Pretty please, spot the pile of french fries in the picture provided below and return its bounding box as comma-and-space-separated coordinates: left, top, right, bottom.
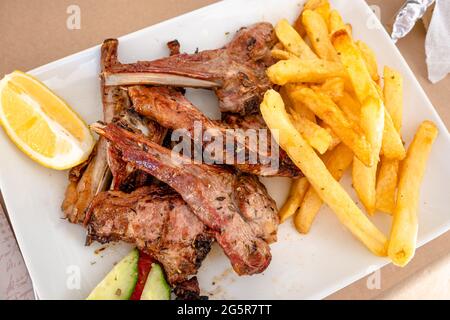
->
261, 0, 439, 267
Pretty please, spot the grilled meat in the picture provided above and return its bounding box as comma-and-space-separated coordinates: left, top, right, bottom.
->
173, 277, 206, 300
86, 185, 213, 285
222, 112, 300, 179
65, 24, 282, 296
102, 39, 168, 192
91, 122, 278, 275
107, 92, 167, 192
101, 23, 276, 114
101, 39, 131, 124
62, 40, 169, 221
128, 86, 301, 177
167, 40, 181, 56
221, 112, 268, 130
62, 39, 123, 223
107, 144, 152, 193
62, 139, 112, 224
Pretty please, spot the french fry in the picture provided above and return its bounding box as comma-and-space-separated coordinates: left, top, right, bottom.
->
279, 177, 310, 223
275, 19, 318, 60
321, 122, 342, 150
375, 82, 384, 102
374, 73, 404, 158
283, 87, 331, 154
376, 67, 404, 213
352, 157, 377, 215
266, 58, 347, 85
294, 0, 331, 36
295, 186, 323, 234
313, 1, 331, 26
282, 87, 353, 148
289, 87, 373, 166
274, 42, 284, 49
302, 10, 339, 62
304, 0, 331, 19
345, 23, 353, 35
328, 9, 351, 36
375, 156, 399, 214
356, 40, 380, 83
312, 77, 345, 102
351, 69, 403, 212
280, 85, 316, 122
295, 143, 353, 233
332, 28, 384, 160
293, 15, 307, 38
271, 48, 299, 61
359, 63, 404, 159
336, 91, 361, 126
381, 110, 406, 160
383, 67, 403, 132
335, 91, 402, 163
352, 42, 383, 211
260, 90, 388, 256
388, 121, 438, 267
360, 62, 404, 160
290, 111, 333, 154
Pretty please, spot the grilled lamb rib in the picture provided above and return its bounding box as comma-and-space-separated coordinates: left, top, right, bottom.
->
128, 86, 301, 177
62, 40, 169, 222
62, 138, 112, 224
107, 95, 167, 192
62, 39, 123, 223
101, 22, 276, 114
222, 112, 300, 177
91, 122, 278, 275
86, 185, 213, 285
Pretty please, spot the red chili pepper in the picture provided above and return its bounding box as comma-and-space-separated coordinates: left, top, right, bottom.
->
130, 251, 154, 300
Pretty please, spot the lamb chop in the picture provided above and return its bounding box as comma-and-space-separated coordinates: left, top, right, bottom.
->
107, 99, 167, 192
62, 39, 168, 222
91, 122, 278, 275
62, 138, 111, 224
221, 112, 299, 175
101, 38, 166, 192
128, 85, 301, 177
101, 22, 277, 115
221, 112, 267, 130
62, 39, 123, 223
85, 185, 213, 285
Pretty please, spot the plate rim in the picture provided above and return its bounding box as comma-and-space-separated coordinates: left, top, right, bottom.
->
2, 0, 450, 300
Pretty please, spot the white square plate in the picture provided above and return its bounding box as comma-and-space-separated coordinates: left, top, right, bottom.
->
1, 0, 449, 300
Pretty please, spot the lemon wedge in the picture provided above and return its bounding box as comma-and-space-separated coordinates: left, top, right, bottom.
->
0, 71, 95, 170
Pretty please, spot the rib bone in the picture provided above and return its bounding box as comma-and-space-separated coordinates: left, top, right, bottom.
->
102, 23, 277, 114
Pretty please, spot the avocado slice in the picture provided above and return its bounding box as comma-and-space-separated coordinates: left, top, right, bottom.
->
87, 249, 139, 300
140, 263, 171, 300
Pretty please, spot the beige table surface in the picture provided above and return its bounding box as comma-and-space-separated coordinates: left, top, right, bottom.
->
0, 0, 449, 299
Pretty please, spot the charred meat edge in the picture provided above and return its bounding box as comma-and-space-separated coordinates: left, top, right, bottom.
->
128, 86, 301, 178
91, 122, 278, 275
101, 23, 277, 115
85, 185, 213, 286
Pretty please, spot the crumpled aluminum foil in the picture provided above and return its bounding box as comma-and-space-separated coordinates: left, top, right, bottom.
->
391, 0, 435, 42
